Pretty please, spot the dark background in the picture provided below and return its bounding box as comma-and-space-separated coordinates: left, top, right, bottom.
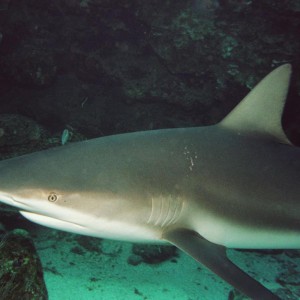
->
0, 0, 299, 156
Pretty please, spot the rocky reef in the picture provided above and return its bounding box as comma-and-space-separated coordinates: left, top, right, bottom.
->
0, 0, 299, 144
0, 229, 48, 300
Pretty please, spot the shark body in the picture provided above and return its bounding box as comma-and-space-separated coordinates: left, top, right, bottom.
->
0, 64, 299, 299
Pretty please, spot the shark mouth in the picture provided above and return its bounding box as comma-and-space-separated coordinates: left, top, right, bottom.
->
19, 210, 88, 234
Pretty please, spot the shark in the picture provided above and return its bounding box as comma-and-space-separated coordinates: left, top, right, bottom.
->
0, 64, 299, 299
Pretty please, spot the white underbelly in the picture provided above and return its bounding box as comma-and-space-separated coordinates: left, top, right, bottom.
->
20, 210, 163, 243
192, 213, 300, 249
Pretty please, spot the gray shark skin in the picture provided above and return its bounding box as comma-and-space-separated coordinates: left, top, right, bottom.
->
0, 64, 299, 299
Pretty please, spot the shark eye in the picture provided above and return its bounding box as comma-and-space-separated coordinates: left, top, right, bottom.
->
48, 192, 58, 202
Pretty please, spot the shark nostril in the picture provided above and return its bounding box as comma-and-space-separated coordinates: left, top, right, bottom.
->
48, 192, 58, 202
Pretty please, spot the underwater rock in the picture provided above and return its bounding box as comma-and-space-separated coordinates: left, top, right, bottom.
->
272, 288, 299, 300
4, 46, 57, 87
284, 250, 300, 259
276, 270, 300, 299
228, 288, 294, 300
0, 114, 42, 147
75, 235, 102, 253
129, 244, 177, 265
0, 229, 48, 300
127, 254, 143, 266
0, 0, 299, 137
228, 289, 248, 300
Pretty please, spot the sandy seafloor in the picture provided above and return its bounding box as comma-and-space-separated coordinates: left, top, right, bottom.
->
32, 227, 300, 300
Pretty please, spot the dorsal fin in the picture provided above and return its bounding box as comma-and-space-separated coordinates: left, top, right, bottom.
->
220, 64, 292, 144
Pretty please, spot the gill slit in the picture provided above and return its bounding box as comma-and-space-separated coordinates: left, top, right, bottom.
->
147, 196, 184, 228
154, 197, 163, 226
147, 197, 155, 224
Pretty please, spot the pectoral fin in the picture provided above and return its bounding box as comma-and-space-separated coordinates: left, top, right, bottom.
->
162, 228, 280, 300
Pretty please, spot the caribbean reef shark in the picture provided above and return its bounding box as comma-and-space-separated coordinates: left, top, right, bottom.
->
0, 64, 299, 299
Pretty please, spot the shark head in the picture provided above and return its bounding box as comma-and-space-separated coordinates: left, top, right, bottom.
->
0, 146, 162, 242
0, 154, 95, 234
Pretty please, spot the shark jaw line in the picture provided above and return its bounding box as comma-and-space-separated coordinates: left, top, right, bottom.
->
19, 210, 93, 235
